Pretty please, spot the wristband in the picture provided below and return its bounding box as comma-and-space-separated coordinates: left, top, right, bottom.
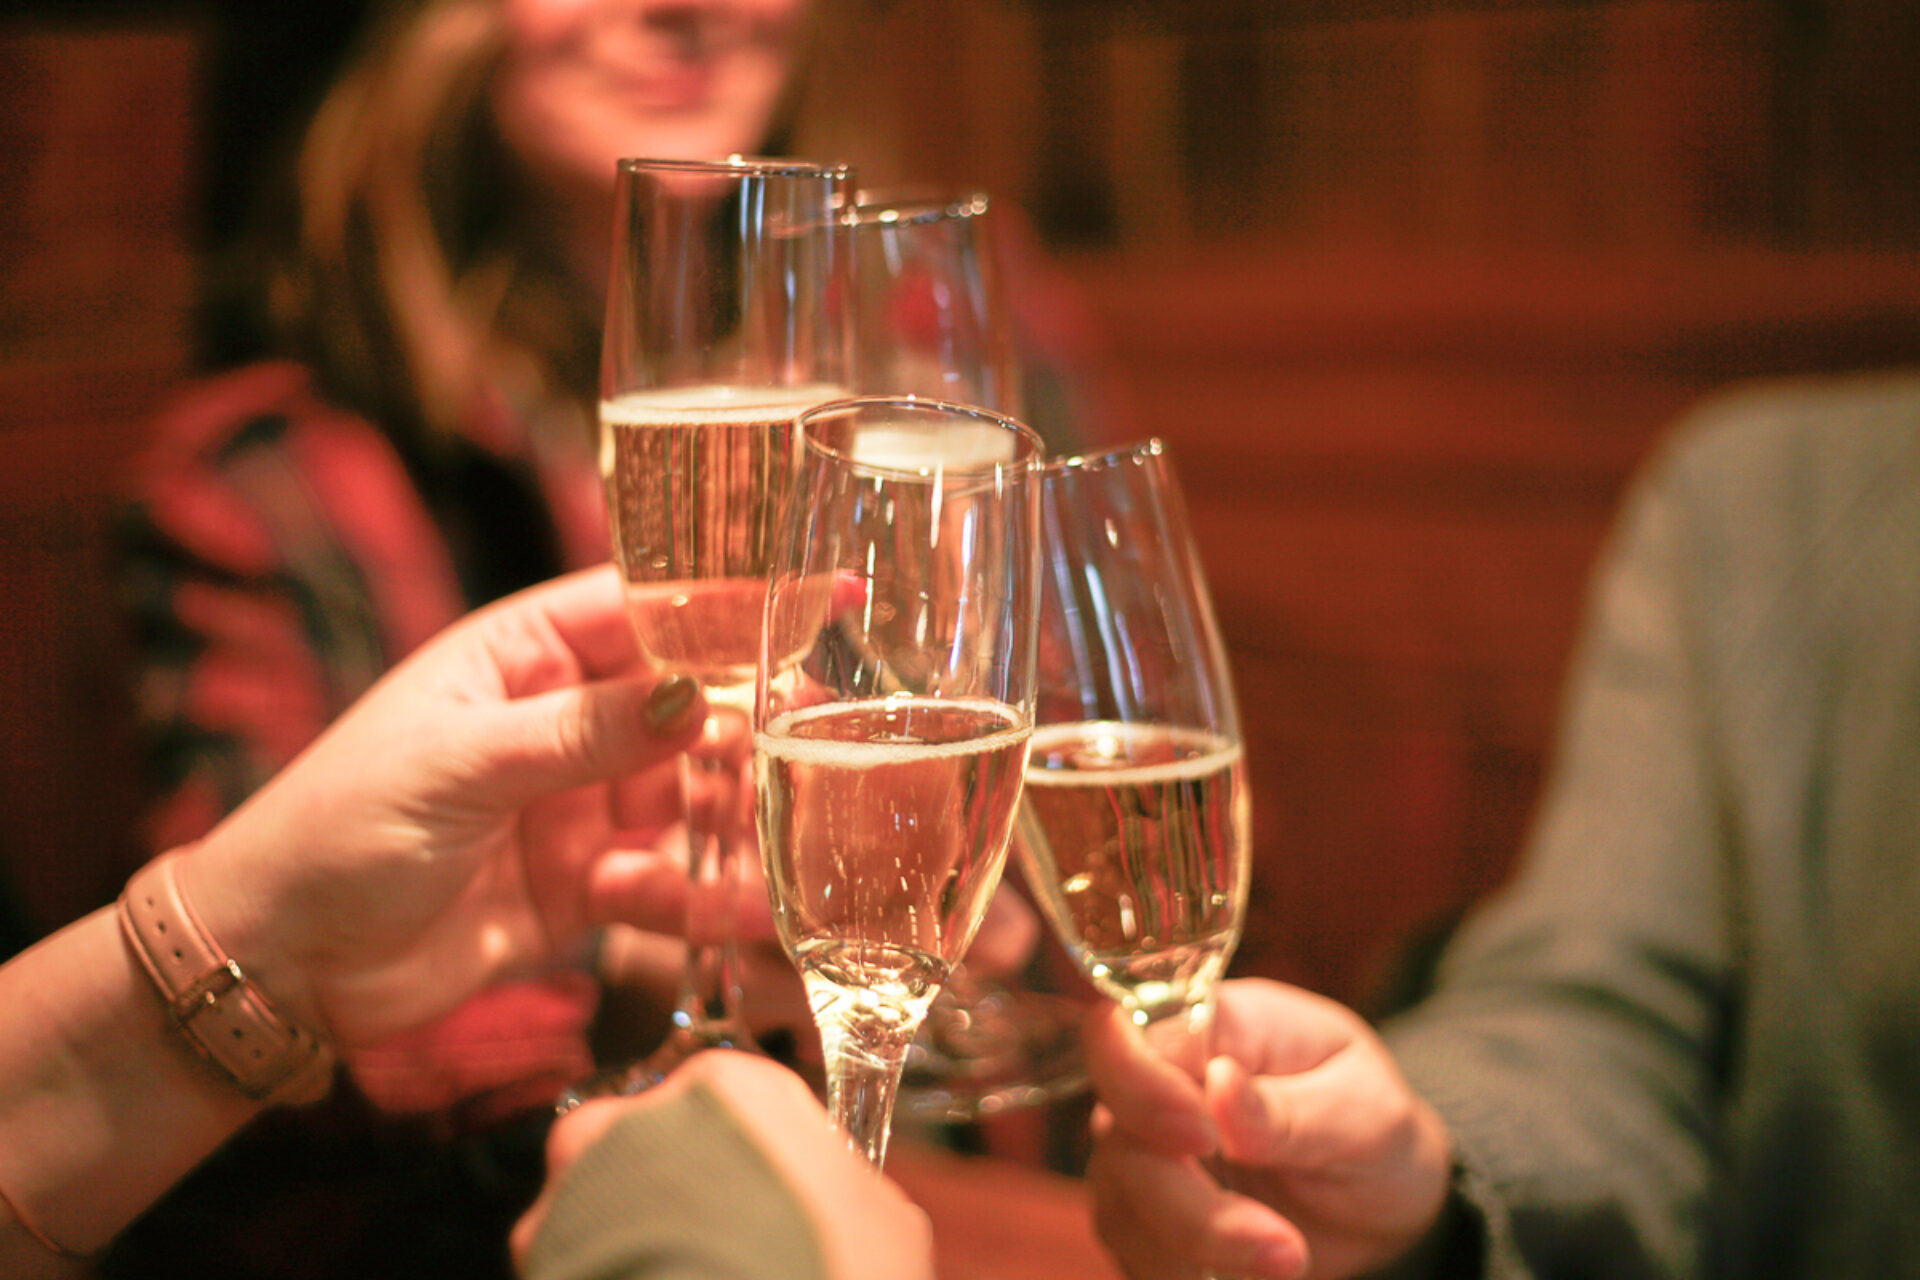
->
118, 855, 336, 1106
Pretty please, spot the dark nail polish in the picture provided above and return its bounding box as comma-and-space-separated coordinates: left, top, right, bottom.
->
644, 675, 700, 732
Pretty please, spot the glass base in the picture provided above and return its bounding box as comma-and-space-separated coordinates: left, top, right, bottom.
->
895, 988, 1089, 1124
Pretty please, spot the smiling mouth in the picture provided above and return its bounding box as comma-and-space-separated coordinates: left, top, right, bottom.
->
603, 61, 721, 111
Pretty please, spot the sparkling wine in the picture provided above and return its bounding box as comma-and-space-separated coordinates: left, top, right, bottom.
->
756, 696, 1032, 1009
1013, 721, 1250, 1017
601, 384, 845, 692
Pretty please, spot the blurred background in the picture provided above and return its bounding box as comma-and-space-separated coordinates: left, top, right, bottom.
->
6, 0, 1920, 1014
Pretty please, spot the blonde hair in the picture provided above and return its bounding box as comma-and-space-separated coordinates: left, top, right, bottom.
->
231, 0, 597, 451
213, 0, 832, 451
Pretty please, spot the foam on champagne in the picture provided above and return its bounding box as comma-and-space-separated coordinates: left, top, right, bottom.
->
599, 383, 846, 686
600, 382, 848, 428
1024, 722, 1243, 786
759, 696, 1031, 764
847, 421, 1022, 472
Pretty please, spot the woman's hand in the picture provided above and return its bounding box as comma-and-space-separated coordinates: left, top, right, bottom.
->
1083, 978, 1454, 1280
181, 565, 707, 1048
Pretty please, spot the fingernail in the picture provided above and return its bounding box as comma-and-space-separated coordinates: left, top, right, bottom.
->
643, 675, 701, 733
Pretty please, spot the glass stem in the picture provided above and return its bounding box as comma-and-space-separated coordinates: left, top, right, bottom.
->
821, 1017, 921, 1168
672, 720, 753, 1048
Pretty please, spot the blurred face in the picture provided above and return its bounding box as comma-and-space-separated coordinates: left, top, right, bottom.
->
494, 0, 808, 198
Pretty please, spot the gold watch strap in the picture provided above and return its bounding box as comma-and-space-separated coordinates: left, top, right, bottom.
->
118, 854, 336, 1105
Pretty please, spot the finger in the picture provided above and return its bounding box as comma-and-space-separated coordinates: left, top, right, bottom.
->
508, 565, 644, 685
686, 703, 754, 773
1087, 1129, 1307, 1280
456, 566, 642, 700
585, 847, 778, 941
474, 674, 706, 808
730, 870, 777, 940
1203, 1192, 1310, 1280
609, 758, 684, 831
584, 849, 695, 935
1082, 1003, 1216, 1156
595, 925, 686, 996
1209, 1042, 1425, 1174
1210, 1055, 1291, 1169
1210, 978, 1365, 1077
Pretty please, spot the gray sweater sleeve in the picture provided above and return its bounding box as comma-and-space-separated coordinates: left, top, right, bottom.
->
1383, 374, 1920, 1279
1383, 409, 1741, 1280
522, 1082, 829, 1280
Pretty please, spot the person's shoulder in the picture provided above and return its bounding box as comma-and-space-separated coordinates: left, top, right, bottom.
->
1634, 369, 1920, 627
1654, 367, 1920, 503
1635, 364, 1920, 537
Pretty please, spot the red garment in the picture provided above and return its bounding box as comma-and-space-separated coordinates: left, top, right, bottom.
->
123, 359, 610, 1121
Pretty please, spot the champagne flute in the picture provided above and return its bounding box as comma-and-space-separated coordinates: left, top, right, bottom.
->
564, 155, 854, 1107
851, 186, 1087, 1122
755, 396, 1045, 1167
852, 188, 1020, 414
1014, 439, 1251, 1083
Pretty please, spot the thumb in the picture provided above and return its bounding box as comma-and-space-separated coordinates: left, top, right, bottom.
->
1208, 1046, 1391, 1171
480, 674, 706, 806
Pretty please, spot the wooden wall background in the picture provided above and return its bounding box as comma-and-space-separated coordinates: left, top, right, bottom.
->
6, 0, 1920, 1012
796, 0, 1920, 1009
1, 14, 205, 933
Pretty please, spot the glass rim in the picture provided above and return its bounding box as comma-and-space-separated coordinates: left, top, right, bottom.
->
1044, 437, 1169, 475
796, 395, 1045, 474
614, 154, 853, 180
851, 188, 991, 227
